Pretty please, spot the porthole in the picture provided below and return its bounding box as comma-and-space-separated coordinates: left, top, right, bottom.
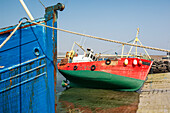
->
33, 47, 40, 56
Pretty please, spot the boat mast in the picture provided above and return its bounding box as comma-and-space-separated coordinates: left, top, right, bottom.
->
127, 28, 151, 59
135, 28, 139, 56
19, 0, 34, 21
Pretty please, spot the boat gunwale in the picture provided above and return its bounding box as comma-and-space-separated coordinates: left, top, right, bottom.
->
0, 18, 45, 35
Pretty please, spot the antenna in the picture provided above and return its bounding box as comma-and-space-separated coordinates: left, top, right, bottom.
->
19, 0, 34, 21
38, 0, 46, 9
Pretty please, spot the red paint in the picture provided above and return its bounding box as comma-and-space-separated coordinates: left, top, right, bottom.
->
58, 58, 153, 81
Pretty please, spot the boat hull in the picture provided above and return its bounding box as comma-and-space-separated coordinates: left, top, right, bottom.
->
0, 4, 63, 113
59, 70, 145, 91
58, 58, 153, 91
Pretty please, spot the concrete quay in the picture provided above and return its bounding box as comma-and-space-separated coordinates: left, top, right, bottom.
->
137, 73, 170, 113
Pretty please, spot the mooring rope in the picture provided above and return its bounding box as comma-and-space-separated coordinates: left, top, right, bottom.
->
0, 21, 22, 49
101, 38, 135, 54
27, 20, 170, 53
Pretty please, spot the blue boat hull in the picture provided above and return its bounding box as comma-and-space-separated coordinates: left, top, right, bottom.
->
0, 3, 63, 113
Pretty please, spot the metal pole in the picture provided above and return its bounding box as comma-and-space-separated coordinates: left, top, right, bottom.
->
135, 41, 137, 56
128, 40, 135, 56
138, 40, 151, 59
121, 44, 124, 58
135, 28, 139, 56
19, 0, 34, 21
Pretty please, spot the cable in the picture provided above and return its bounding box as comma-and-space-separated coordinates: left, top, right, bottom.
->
27, 20, 170, 53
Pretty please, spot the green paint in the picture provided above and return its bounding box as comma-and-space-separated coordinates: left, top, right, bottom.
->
59, 70, 145, 91
142, 61, 150, 66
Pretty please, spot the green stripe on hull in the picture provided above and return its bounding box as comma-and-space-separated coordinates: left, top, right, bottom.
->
59, 70, 145, 91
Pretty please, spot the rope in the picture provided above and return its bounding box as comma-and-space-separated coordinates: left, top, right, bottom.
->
0, 21, 22, 48
27, 20, 170, 53
101, 38, 135, 54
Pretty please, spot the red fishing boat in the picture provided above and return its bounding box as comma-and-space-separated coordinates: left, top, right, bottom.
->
58, 34, 153, 91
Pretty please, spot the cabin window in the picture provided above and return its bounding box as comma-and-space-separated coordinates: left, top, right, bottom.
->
92, 56, 95, 60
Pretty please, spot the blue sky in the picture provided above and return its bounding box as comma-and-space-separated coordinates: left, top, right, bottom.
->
0, 0, 170, 55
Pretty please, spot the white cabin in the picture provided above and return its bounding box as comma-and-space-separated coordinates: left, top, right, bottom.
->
72, 48, 97, 63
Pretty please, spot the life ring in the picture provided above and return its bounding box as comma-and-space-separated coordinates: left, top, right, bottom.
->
91, 65, 96, 71
73, 66, 78, 70
105, 59, 111, 65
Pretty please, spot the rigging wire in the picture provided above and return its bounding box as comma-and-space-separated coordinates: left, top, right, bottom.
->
38, 0, 46, 9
